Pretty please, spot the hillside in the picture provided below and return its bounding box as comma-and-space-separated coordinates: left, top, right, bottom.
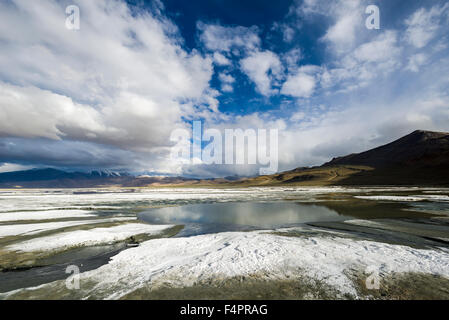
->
234, 130, 449, 187
325, 130, 449, 168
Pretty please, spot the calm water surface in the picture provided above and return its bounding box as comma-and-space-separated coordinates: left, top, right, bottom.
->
139, 202, 350, 236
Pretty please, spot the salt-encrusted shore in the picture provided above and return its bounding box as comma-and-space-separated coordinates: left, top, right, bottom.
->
0, 209, 96, 222
1, 187, 448, 299
6, 223, 173, 253
355, 195, 449, 202
4, 226, 448, 300
0, 217, 136, 238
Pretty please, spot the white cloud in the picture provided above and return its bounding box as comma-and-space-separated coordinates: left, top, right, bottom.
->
282, 26, 295, 42
0, 82, 107, 140
198, 23, 260, 53
321, 31, 402, 91
405, 4, 449, 48
240, 51, 282, 96
219, 73, 235, 93
281, 71, 316, 98
291, 111, 306, 122
323, 12, 361, 49
283, 48, 302, 70
353, 31, 400, 63
219, 73, 235, 84
406, 53, 428, 72
213, 52, 232, 66
272, 22, 296, 43
288, 0, 403, 93
298, 0, 332, 15
0, 0, 215, 172
1, 0, 449, 178
299, 0, 363, 52
221, 84, 234, 93
276, 93, 449, 172
0, 163, 33, 173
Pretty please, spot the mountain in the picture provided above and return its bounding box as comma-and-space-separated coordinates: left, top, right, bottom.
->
0, 168, 232, 188
0, 168, 128, 188
324, 130, 449, 168
233, 130, 449, 186
0, 168, 123, 183
1, 130, 448, 188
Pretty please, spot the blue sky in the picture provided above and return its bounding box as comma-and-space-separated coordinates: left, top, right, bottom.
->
0, 0, 448, 177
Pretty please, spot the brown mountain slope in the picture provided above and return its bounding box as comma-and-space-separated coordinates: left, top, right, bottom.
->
325, 130, 449, 168
234, 130, 449, 187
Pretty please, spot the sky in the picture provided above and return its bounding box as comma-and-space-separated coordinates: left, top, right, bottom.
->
0, 0, 448, 177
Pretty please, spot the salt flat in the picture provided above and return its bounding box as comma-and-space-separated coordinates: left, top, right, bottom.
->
0, 209, 96, 222
0, 187, 448, 299
0, 217, 136, 238
355, 195, 449, 202
2, 226, 448, 300
6, 223, 173, 253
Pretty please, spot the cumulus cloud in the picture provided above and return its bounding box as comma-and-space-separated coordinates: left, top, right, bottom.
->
198, 21, 285, 98
213, 52, 232, 66
295, 0, 364, 52
218, 73, 236, 93
281, 67, 317, 98
240, 51, 283, 96
0, 0, 215, 172
283, 48, 302, 70
323, 10, 362, 50
317, 30, 402, 92
255, 1, 449, 174
209, 2, 449, 176
0, 82, 105, 140
1, 0, 449, 178
198, 22, 260, 53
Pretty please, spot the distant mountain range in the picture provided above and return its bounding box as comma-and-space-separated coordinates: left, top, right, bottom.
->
1, 130, 448, 188
0, 167, 241, 188
0, 168, 123, 183
0, 168, 196, 188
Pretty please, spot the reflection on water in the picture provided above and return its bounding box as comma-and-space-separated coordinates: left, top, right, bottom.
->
139, 202, 349, 236
408, 202, 449, 215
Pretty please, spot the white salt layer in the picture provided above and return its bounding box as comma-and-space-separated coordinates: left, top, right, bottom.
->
6, 223, 173, 253
0, 217, 136, 238
67, 229, 449, 299
355, 195, 449, 202
0, 209, 96, 222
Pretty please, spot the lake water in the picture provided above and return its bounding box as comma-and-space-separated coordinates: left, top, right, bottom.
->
139, 202, 349, 236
